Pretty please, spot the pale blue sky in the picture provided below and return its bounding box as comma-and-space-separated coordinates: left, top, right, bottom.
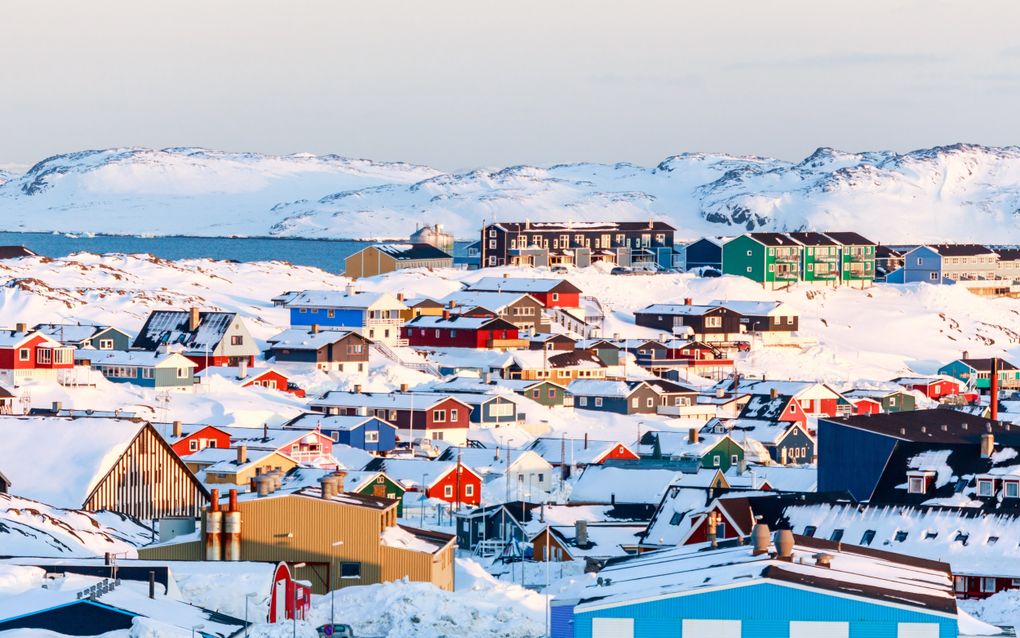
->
1, 0, 1018, 171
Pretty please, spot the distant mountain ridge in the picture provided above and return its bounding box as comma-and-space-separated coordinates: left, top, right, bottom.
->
1, 144, 1019, 242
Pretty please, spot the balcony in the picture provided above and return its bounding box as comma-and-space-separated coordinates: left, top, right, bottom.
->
773, 254, 801, 263
366, 317, 403, 327
774, 270, 800, 280
847, 253, 870, 262
812, 271, 839, 279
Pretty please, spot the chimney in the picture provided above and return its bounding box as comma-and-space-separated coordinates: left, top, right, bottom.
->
332, 468, 349, 492
52, 401, 62, 413
775, 529, 794, 560
238, 359, 248, 379
262, 422, 269, 442
318, 475, 337, 499
397, 292, 405, 302
311, 324, 319, 334
575, 520, 589, 547
689, 428, 700, 444
991, 358, 999, 421
449, 300, 457, 308
15, 322, 26, 333
715, 387, 725, 399
769, 388, 778, 400
981, 433, 995, 459
707, 511, 720, 549
172, 420, 182, 437
400, 383, 409, 392
583, 432, 589, 449
236, 445, 247, 465
684, 297, 692, 306
189, 307, 200, 332
345, 283, 355, 296
148, 571, 156, 599
962, 350, 969, 360
752, 521, 770, 556
442, 309, 451, 320
484, 372, 493, 384
228, 488, 238, 512
256, 475, 271, 497
814, 553, 833, 568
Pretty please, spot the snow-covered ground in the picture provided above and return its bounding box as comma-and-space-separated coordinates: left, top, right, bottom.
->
2, 144, 1020, 242
3, 253, 1020, 435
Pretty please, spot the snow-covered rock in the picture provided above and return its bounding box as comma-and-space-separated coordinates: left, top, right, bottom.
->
2, 144, 1020, 241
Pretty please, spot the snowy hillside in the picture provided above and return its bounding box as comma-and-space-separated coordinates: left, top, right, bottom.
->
2, 144, 1020, 242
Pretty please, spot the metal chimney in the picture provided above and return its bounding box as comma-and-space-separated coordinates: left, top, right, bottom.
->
575, 520, 589, 547
752, 521, 770, 556
189, 307, 201, 332
775, 529, 794, 560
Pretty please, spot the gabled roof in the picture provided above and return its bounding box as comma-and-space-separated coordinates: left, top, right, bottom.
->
369, 243, 451, 260
287, 290, 405, 310
526, 437, 635, 466
952, 357, 1019, 372
0, 330, 60, 349
0, 245, 36, 259
0, 416, 148, 508
706, 299, 789, 317
441, 291, 537, 313
741, 233, 803, 247
311, 390, 472, 412
635, 303, 720, 316
80, 350, 196, 368
739, 393, 796, 420
823, 232, 874, 245
568, 466, 688, 505
992, 248, 1020, 262
33, 323, 125, 346
282, 413, 397, 432
466, 277, 581, 295
920, 243, 997, 257
405, 314, 517, 331
196, 366, 287, 383
266, 327, 365, 350
362, 458, 483, 489
132, 310, 238, 353
787, 231, 837, 246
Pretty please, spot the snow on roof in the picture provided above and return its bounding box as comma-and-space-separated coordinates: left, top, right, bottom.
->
574, 533, 955, 613
541, 523, 646, 559
729, 418, 803, 446
80, 349, 195, 368
311, 390, 471, 411
0, 417, 146, 508
738, 394, 794, 420
907, 450, 955, 488
133, 310, 239, 354
526, 437, 632, 466
220, 426, 327, 451
0, 330, 57, 349
33, 323, 113, 345
363, 458, 475, 488
706, 299, 788, 316
783, 502, 1020, 578
380, 525, 453, 553
636, 303, 717, 316
568, 466, 686, 505
373, 243, 451, 260
421, 348, 516, 370
441, 291, 532, 312
436, 447, 549, 477
283, 413, 396, 431
406, 314, 509, 330
467, 276, 579, 294
726, 466, 817, 492
266, 327, 360, 349
639, 431, 729, 457
195, 366, 283, 382
566, 379, 635, 397
287, 289, 405, 310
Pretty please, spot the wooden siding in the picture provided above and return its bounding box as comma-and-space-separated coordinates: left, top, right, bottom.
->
84, 425, 208, 520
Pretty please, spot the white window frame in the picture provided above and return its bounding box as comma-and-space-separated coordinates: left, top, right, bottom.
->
18, 348, 30, 361
98, 339, 114, 350
365, 430, 380, 443
443, 485, 453, 498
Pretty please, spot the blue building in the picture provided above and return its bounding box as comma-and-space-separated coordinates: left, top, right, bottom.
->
285, 289, 407, 346
281, 413, 398, 453
889, 244, 998, 284
83, 350, 197, 389
554, 527, 958, 638
683, 237, 728, 272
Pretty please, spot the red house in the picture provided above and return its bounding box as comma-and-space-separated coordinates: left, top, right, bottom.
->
311, 388, 473, 445
850, 396, 883, 415
465, 277, 581, 309
401, 314, 522, 350
678, 497, 756, 546
197, 365, 305, 398
368, 458, 484, 507
893, 376, 963, 400
0, 325, 75, 386
163, 422, 232, 457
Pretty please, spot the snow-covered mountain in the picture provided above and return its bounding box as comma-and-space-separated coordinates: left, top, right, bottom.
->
2, 144, 1020, 242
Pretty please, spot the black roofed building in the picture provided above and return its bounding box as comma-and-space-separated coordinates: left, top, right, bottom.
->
0, 246, 36, 260
344, 243, 453, 279
480, 220, 676, 269
131, 307, 259, 371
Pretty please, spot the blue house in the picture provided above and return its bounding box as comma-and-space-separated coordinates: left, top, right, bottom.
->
683, 237, 728, 272
891, 244, 998, 285
554, 527, 958, 638
82, 350, 197, 389
285, 289, 407, 346
281, 412, 398, 453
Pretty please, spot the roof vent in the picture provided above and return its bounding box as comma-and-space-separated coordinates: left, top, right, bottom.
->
775, 529, 794, 561
813, 553, 833, 568
752, 520, 771, 556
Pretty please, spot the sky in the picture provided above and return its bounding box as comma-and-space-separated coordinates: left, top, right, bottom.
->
1, 1, 1018, 172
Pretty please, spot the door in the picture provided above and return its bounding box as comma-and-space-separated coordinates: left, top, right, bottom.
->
897, 624, 939, 638
272, 578, 287, 622
789, 621, 848, 638
592, 618, 633, 638
682, 619, 740, 638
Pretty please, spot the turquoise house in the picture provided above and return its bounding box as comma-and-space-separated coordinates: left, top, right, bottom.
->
937, 357, 1020, 393
85, 350, 197, 389
554, 530, 958, 638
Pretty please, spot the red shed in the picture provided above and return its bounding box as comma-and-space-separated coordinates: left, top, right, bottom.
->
426, 462, 483, 506
851, 397, 883, 415
465, 277, 582, 309
894, 376, 963, 400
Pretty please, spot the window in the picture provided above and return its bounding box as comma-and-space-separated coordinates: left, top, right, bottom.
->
829, 529, 844, 542
908, 476, 925, 494
929, 272, 938, 281
646, 397, 654, 408
177, 367, 187, 378
916, 257, 923, 265
895, 530, 908, 542
99, 339, 114, 350
444, 485, 453, 498
189, 440, 198, 451
747, 250, 753, 256
978, 479, 994, 497
705, 316, 722, 328
450, 409, 459, 421
465, 484, 474, 497
593, 619, 634, 638
669, 512, 684, 525
432, 409, 446, 422
142, 368, 154, 379
488, 239, 496, 249
730, 454, 738, 464
954, 576, 966, 592
988, 536, 999, 545
37, 349, 51, 364
981, 577, 996, 593
594, 397, 603, 407
954, 531, 969, 546
860, 530, 876, 545
331, 431, 340, 442
802, 525, 816, 537
299, 308, 307, 313
551, 293, 559, 302
18, 348, 29, 361
712, 454, 721, 467
1006, 481, 1019, 498
578, 396, 588, 407
365, 431, 379, 443
340, 562, 362, 580
548, 389, 556, 399
231, 335, 243, 346
746, 267, 752, 273
532, 389, 541, 399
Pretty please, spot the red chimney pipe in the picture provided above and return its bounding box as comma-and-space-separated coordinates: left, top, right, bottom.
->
209, 488, 220, 512
991, 358, 999, 421
228, 488, 238, 512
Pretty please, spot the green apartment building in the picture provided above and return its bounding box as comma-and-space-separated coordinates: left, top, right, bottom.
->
721, 232, 875, 288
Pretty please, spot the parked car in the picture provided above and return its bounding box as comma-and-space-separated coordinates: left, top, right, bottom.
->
317, 624, 355, 638
610, 267, 633, 275
550, 265, 569, 274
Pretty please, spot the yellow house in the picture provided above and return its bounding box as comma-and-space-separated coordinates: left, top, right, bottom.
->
345, 244, 453, 279
184, 447, 299, 486
139, 472, 455, 593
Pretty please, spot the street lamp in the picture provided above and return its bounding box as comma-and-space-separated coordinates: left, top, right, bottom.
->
291, 563, 306, 638
330, 541, 344, 628
243, 593, 255, 638
419, 474, 429, 527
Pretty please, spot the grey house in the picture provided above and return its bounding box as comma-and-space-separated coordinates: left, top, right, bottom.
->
34, 323, 132, 351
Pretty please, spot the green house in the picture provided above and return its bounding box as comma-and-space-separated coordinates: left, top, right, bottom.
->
514, 380, 572, 408
825, 232, 876, 287
722, 233, 804, 288
700, 435, 745, 472
788, 232, 843, 284
345, 471, 405, 516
